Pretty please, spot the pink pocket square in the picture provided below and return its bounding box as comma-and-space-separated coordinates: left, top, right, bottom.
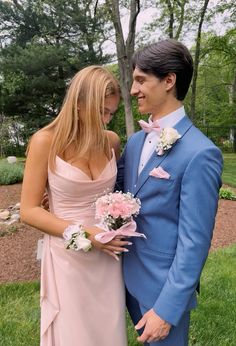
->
149, 166, 171, 179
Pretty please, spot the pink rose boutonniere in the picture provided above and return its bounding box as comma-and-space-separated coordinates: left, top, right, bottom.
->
156, 127, 181, 156
94, 191, 146, 244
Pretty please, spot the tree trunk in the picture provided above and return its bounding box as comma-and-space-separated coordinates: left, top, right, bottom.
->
166, 0, 174, 38
232, 68, 236, 119
190, 0, 210, 123
230, 69, 236, 152
175, 0, 187, 39
106, 0, 140, 137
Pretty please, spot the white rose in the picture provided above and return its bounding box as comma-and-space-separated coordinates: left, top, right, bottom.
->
156, 127, 181, 155
162, 128, 181, 144
75, 233, 92, 252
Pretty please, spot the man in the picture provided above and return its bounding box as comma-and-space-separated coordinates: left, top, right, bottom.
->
117, 39, 223, 345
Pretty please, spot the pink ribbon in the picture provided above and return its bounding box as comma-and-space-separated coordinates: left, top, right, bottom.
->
95, 220, 146, 244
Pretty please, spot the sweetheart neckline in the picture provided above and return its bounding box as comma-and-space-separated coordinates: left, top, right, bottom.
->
55, 149, 115, 181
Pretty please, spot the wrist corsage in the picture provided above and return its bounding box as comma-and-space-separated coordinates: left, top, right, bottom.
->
63, 224, 92, 252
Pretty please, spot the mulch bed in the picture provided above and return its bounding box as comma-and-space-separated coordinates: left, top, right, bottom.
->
0, 183, 236, 283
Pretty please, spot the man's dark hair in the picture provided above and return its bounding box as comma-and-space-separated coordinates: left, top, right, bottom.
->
132, 39, 193, 101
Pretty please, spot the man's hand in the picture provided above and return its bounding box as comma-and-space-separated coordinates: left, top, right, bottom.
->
135, 308, 171, 343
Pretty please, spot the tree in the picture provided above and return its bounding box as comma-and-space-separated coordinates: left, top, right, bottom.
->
0, 0, 111, 138
190, 0, 210, 122
105, 0, 140, 137
143, 0, 189, 40
196, 29, 236, 125
0, 114, 26, 156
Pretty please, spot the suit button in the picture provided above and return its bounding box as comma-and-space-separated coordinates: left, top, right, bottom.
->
134, 184, 136, 188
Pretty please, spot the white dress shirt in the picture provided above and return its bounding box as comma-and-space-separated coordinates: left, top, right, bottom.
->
138, 106, 186, 175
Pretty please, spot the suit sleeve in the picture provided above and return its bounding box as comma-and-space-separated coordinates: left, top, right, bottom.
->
153, 146, 223, 326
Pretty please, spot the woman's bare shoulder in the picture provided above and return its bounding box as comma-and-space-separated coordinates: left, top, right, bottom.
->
28, 129, 54, 155
106, 130, 121, 159
30, 129, 53, 146
106, 130, 120, 147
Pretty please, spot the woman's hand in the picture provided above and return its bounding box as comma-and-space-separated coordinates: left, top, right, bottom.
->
86, 226, 132, 261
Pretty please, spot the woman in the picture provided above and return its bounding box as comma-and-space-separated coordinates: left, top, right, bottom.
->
20, 66, 129, 346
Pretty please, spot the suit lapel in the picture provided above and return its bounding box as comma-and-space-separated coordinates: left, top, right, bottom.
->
174, 115, 193, 138
133, 116, 193, 196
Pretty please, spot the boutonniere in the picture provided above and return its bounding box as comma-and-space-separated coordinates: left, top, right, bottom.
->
156, 127, 181, 156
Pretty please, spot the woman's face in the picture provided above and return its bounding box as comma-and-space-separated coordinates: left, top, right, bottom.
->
102, 94, 120, 125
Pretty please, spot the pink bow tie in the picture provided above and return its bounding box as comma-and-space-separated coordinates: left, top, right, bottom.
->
138, 119, 161, 133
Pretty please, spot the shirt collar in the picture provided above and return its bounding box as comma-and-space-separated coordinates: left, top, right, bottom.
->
149, 106, 185, 129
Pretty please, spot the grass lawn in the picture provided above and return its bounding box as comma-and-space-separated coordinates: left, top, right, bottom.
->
0, 282, 40, 346
222, 153, 236, 187
1, 245, 236, 346
189, 244, 236, 346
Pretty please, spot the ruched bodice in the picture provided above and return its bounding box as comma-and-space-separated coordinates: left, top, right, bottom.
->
40, 149, 127, 346
47, 150, 117, 224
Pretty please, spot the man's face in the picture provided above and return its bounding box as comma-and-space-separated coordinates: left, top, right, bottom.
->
131, 67, 168, 119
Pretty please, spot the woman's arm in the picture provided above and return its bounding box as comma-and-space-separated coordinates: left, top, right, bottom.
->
20, 130, 70, 237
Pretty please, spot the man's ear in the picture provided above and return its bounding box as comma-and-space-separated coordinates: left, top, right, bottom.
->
165, 73, 176, 91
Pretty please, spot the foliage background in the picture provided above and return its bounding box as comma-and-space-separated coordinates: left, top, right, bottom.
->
0, 0, 235, 155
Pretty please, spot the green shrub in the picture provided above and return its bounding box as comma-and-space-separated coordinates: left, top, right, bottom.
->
219, 187, 236, 200
0, 161, 24, 185
3, 144, 26, 157
222, 139, 234, 153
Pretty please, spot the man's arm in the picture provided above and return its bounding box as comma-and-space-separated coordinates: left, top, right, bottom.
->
153, 146, 223, 325
135, 146, 223, 342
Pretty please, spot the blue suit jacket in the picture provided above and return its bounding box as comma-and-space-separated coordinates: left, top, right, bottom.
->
117, 116, 223, 326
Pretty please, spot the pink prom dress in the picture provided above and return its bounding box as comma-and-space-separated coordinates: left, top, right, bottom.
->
40, 150, 127, 346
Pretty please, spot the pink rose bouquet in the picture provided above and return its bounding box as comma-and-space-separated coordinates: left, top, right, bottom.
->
94, 191, 146, 243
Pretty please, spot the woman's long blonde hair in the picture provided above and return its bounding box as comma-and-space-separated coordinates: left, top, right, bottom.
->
43, 65, 120, 170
